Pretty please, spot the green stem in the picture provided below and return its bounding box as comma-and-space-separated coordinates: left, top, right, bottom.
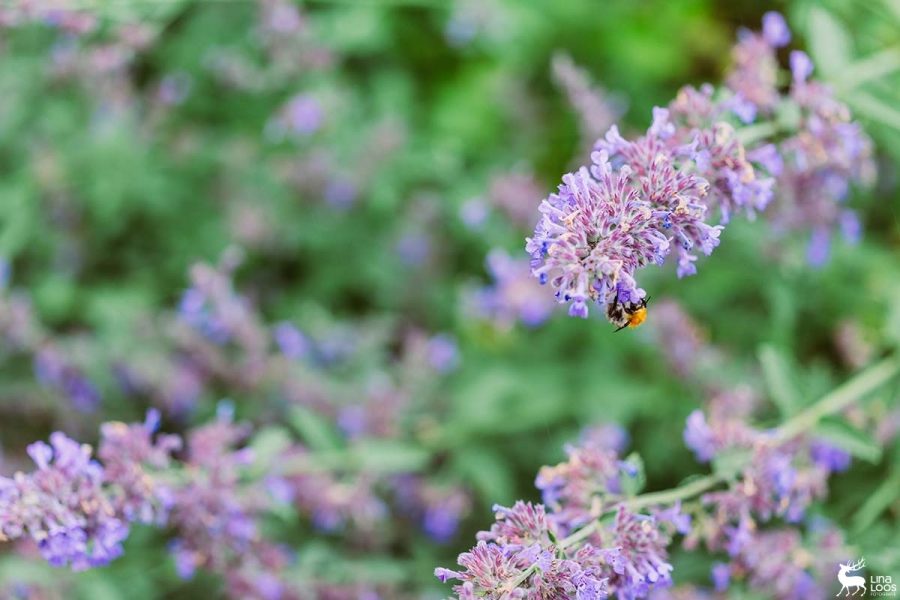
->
771, 355, 900, 443
735, 122, 781, 146
835, 47, 900, 92
624, 474, 722, 511
555, 474, 722, 550
552, 354, 899, 556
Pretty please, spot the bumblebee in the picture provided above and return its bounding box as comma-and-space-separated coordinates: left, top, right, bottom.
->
607, 296, 649, 332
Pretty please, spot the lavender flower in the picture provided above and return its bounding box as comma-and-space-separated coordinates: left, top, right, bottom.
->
1, 433, 128, 570
809, 440, 851, 474
488, 171, 546, 229
0, 411, 185, 572
393, 476, 471, 543
528, 102, 768, 321
164, 407, 294, 595
439, 437, 681, 599
276, 93, 324, 136
718, 15, 875, 262
710, 562, 730, 592
426, 334, 460, 373
526, 154, 669, 319
531, 13, 873, 323
273, 321, 310, 360
33, 345, 101, 412
97, 410, 182, 524
177, 257, 268, 357
467, 249, 556, 329
552, 52, 625, 154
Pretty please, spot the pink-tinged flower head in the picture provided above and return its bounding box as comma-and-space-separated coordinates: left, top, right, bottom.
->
0, 433, 127, 570
467, 249, 556, 329
526, 156, 667, 320
609, 507, 675, 595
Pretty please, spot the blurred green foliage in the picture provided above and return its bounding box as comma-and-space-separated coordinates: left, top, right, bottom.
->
0, 0, 899, 597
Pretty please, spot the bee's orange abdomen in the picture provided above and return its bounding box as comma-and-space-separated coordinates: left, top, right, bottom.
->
628, 307, 647, 328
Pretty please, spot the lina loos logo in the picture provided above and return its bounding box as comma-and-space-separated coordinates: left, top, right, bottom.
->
836, 558, 897, 597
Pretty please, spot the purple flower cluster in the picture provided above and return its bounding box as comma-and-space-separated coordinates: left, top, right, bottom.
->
529, 12, 873, 323
2, 249, 471, 597
466, 249, 557, 329
0, 1, 98, 35
34, 344, 102, 412
526, 150, 673, 319
166, 407, 294, 598
672, 11, 875, 265
0, 433, 128, 570
0, 413, 179, 571
393, 475, 472, 543
269, 93, 324, 138
683, 406, 845, 529
97, 410, 182, 524
437, 426, 680, 599
177, 253, 267, 354
552, 52, 625, 156
0, 288, 104, 413
527, 106, 741, 320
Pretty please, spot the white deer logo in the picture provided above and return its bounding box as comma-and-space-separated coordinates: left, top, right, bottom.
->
837, 558, 867, 597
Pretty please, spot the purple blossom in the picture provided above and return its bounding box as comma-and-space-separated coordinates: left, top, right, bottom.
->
1, 433, 128, 570
324, 177, 358, 210
281, 93, 323, 135
552, 52, 625, 150
528, 96, 777, 322
459, 198, 489, 229
273, 322, 310, 360
33, 345, 101, 412
806, 228, 831, 268
839, 210, 862, 244
790, 50, 813, 83
438, 435, 682, 599
609, 507, 674, 594
467, 249, 556, 329
526, 155, 667, 320
427, 334, 460, 373
809, 441, 851, 474
579, 423, 630, 455
711, 562, 730, 591
683, 410, 716, 463
762, 12, 791, 47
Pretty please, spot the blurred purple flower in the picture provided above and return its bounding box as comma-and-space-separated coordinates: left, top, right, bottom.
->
274, 322, 310, 360
427, 334, 459, 373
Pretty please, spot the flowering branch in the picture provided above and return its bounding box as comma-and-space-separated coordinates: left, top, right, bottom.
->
528, 11, 875, 326
771, 354, 900, 443
437, 350, 899, 598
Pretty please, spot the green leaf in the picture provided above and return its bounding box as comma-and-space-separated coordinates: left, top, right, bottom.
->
806, 8, 854, 78
885, 284, 900, 350
814, 418, 883, 463
619, 452, 646, 497
851, 469, 900, 533
248, 426, 294, 475
849, 92, 900, 131
352, 440, 430, 474
288, 406, 344, 452
712, 448, 752, 480
758, 344, 801, 416
452, 447, 516, 505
